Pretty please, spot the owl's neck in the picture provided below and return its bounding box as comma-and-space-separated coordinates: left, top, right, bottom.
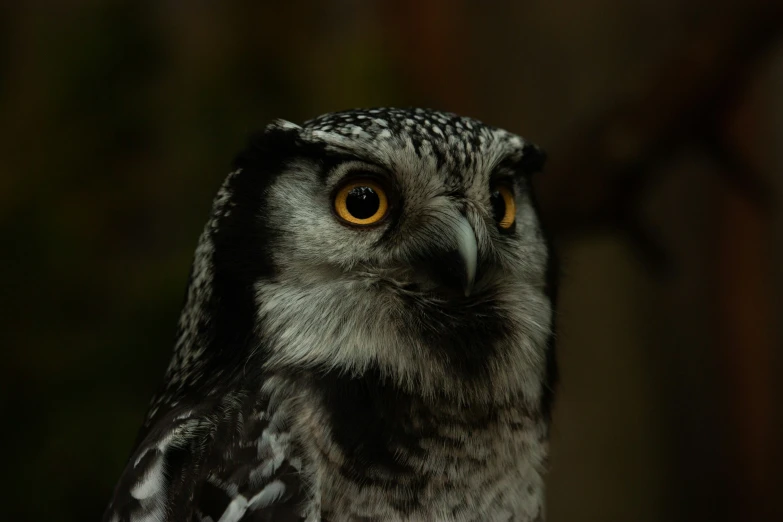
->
292, 367, 549, 519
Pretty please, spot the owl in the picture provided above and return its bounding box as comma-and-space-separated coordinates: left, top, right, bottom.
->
103, 108, 557, 522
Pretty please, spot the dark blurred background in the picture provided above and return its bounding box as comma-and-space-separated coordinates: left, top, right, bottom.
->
2, 1, 781, 521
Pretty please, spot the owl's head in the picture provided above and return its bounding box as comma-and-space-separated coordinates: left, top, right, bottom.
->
163, 108, 556, 417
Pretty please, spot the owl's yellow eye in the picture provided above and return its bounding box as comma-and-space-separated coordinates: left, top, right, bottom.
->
490, 184, 516, 229
334, 179, 389, 226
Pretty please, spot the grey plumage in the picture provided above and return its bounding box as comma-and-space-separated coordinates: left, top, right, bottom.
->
104, 107, 557, 522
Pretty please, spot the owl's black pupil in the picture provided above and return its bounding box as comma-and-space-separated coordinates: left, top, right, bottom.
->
346, 186, 380, 219
490, 190, 506, 222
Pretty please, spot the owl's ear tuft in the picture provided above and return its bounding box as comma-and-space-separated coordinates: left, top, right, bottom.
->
233, 120, 317, 171
520, 142, 546, 175
266, 119, 302, 132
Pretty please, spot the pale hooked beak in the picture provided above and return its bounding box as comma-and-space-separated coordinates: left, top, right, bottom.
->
454, 213, 478, 296
408, 212, 479, 297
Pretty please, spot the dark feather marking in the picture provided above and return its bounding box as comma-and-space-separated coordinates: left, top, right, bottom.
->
314, 366, 529, 515
398, 290, 511, 379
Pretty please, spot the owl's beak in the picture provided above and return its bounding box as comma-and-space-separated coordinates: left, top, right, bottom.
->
454, 214, 478, 296
409, 213, 478, 297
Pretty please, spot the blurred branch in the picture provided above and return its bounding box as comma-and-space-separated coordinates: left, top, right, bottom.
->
538, 0, 783, 270
531, 3, 782, 519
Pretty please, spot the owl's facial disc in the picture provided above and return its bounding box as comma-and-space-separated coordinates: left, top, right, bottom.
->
249, 110, 552, 400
